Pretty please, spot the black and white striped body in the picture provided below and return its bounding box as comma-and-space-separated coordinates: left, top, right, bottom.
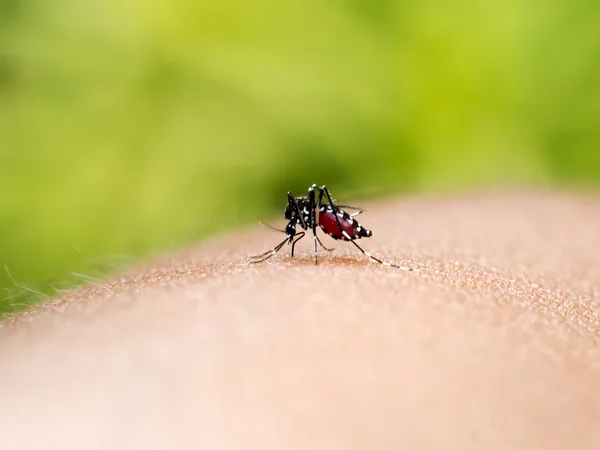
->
317, 205, 372, 240
251, 184, 415, 271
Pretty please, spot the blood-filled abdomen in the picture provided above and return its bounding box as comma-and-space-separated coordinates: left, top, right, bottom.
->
318, 209, 372, 240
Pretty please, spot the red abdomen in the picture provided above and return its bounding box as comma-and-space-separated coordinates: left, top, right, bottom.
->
319, 209, 371, 240
319, 211, 354, 239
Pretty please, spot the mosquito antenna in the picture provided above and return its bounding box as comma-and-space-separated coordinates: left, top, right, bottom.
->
258, 219, 286, 233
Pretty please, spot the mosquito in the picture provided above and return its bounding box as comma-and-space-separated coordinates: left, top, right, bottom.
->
250, 184, 414, 270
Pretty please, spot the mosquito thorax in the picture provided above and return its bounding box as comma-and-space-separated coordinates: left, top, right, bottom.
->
285, 196, 310, 226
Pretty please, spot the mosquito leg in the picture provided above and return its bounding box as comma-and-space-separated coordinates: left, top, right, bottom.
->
317, 184, 327, 209
250, 236, 290, 263
315, 185, 338, 254
290, 232, 306, 257
309, 184, 319, 264
347, 239, 414, 270
320, 185, 414, 271
316, 235, 333, 251
320, 185, 347, 237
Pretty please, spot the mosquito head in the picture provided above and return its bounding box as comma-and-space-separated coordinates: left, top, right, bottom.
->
285, 221, 296, 237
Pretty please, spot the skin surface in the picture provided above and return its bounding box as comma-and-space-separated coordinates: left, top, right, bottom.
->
1, 191, 599, 449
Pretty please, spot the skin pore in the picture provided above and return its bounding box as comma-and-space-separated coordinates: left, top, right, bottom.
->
0, 191, 599, 449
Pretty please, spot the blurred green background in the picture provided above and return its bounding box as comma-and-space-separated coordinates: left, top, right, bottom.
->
1, 0, 599, 314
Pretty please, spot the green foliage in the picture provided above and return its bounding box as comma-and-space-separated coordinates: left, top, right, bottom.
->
1, 0, 600, 313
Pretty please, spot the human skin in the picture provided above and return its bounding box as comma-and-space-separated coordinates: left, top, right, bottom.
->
0, 191, 599, 449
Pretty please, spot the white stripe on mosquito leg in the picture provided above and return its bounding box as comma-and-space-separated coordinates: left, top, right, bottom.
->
342, 231, 352, 240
